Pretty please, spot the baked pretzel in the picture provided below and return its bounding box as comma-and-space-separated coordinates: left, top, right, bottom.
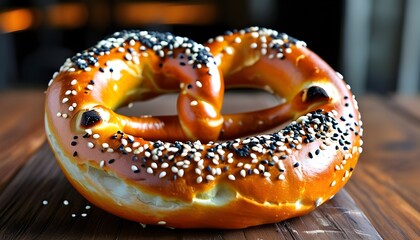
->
45, 27, 363, 229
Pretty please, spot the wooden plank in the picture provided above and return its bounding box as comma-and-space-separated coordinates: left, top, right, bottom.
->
392, 95, 420, 122
345, 95, 420, 239
0, 143, 381, 239
0, 90, 46, 191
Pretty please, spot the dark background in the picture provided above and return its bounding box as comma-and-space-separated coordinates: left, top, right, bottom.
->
0, 0, 418, 94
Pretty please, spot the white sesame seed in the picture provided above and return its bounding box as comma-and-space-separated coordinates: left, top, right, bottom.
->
234, 37, 241, 43
87, 142, 94, 149
62, 113, 68, 119
190, 100, 198, 106
224, 46, 234, 55
315, 198, 323, 207
71, 79, 77, 85
216, 36, 224, 42
146, 167, 153, 174
240, 169, 246, 177
331, 180, 336, 187
42, 200, 48, 205
71, 214, 76, 217
65, 90, 72, 95
100, 160, 105, 168
151, 162, 158, 169
158, 221, 166, 225
250, 43, 258, 49
56, 112, 62, 117
81, 213, 87, 217
228, 174, 236, 181
86, 85, 94, 91
85, 205, 91, 209
159, 171, 167, 178
278, 174, 285, 180
206, 175, 215, 181
178, 169, 184, 177
196, 81, 202, 88
62, 98, 69, 103
93, 134, 100, 139
264, 172, 271, 178
196, 176, 203, 183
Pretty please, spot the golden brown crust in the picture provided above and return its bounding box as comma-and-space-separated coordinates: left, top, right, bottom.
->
45, 27, 363, 229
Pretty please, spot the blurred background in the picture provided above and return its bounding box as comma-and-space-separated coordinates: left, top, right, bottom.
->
0, 0, 419, 95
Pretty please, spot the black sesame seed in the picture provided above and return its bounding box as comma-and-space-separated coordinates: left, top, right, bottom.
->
108, 159, 115, 164
293, 162, 300, 168
340, 116, 346, 121
187, 84, 193, 89
71, 141, 77, 146
73, 151, 78, 157
280, 155, 287, 159
73, 136, 78, 139
315, 149, 320, 155
308, 152, 313, 159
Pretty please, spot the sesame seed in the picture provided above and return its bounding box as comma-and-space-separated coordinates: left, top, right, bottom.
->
240, 169, 246, 177
190, 100, 198, 106
228, 174, 236, 181
63, 200, 69, 205
159, 171, 167, 178
42, 200, 48, 205
100, 160, 105, 168
331, 180, 336, 187
206, 175, 215, 181
250, 43, 258, 49
87, 142, 94, 149
216, 36, 224, 42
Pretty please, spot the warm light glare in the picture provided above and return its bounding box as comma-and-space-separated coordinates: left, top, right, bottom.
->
47, 3, 88, 28
117, 3, 216, 25
0, 9, 33, 33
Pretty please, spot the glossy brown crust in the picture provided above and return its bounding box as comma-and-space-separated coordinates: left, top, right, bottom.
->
45, 28, 363, 228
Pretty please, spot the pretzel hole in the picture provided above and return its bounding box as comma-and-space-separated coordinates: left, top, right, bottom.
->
116, 89, 283, 117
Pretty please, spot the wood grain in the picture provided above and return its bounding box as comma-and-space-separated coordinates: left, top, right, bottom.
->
345, 95, 420, 239
0, 143, 381, 239
0, 90, 46, 191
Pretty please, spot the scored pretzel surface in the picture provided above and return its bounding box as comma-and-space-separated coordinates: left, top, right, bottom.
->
45, 27, 363, 229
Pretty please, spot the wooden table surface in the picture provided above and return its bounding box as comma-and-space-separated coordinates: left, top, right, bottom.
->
0, 90, 419, 239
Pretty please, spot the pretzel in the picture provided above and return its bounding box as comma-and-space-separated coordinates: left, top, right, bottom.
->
45, 27, 363, 229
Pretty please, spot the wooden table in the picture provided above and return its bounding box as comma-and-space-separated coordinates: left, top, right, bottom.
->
0, 90, 419, 239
